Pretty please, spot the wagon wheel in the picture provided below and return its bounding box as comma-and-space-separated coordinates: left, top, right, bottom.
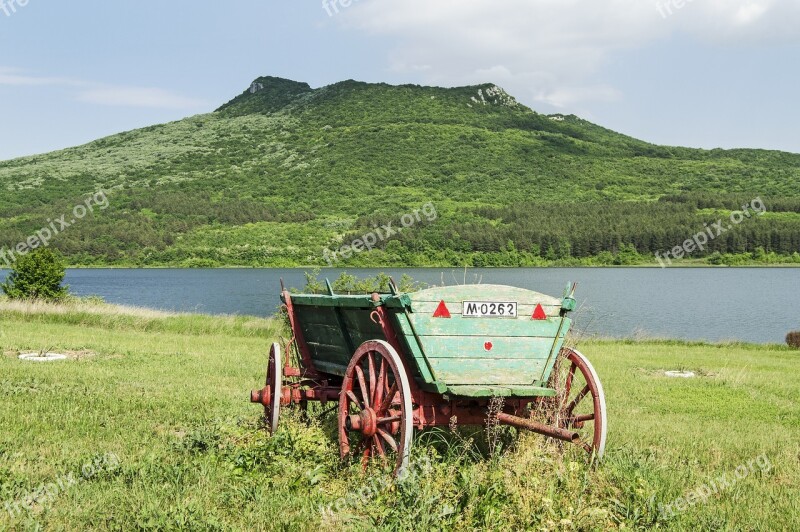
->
547, 347, 607, 458
250, 342, 283, 434
339, 340, 413, 477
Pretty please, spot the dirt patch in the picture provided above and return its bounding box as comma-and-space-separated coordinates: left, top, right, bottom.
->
64, 349, 97, 361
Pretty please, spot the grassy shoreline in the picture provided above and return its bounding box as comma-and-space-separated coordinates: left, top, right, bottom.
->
1, 300, 797, 530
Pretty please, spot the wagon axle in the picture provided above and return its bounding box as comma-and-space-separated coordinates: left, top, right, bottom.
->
250, 384, 340, 407
495, 412, 580, 444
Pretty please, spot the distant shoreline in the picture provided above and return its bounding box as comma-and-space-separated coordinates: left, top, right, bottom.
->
3, 264, 799, 271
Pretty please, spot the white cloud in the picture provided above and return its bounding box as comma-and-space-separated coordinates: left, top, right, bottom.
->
0, 67, 85, 87
0, 68, 207, 110
340, 0, 800, 109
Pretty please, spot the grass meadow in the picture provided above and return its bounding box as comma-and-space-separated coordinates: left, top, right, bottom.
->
0, 299, 797, 530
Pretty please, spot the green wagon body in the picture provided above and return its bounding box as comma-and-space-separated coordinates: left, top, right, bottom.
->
282, 284, 575, 398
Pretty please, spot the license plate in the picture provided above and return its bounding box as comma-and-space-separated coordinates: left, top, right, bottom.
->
462, 301, 518, 318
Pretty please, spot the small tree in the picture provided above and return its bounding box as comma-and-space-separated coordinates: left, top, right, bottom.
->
1, 248, 68, 300
787, 331, 800, 350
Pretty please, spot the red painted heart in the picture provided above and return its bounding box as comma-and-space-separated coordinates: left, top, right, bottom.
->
484, 342, 493, 351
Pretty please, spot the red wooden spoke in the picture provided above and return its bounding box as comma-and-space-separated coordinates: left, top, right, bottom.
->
564, 362, 577, 397
377, 415, 401, 424
367, 352, 376, 407
346, 390, 363, 411
354, 365, 370, 408
565, 384, 590, 416
376, 429, 398, 452
378, 382, 398, 413
373, 434, 386, 458
361, 444, 372, 470
374, 357, 386, 407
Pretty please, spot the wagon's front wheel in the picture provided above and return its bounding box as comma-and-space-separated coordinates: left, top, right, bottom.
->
339, 340, 413, 477
550, 347, 607, 459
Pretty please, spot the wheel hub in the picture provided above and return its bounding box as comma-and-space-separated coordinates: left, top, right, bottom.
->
346, 408, 378, 437
250, 385, 272, 405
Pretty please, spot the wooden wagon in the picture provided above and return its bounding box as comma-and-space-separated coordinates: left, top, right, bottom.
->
250, 281, 606, 476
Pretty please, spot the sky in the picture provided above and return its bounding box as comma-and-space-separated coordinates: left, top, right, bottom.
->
1, 0, 799, 161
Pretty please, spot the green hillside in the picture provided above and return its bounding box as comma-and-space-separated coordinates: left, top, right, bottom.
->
1, 76, 799, 267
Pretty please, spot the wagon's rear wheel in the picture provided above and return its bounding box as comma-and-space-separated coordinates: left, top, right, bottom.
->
339, 340, 413, 477
250, 342, 283, 434
549, 347, 607, 458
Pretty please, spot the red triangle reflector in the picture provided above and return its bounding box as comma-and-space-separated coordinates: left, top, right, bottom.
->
532, 303, 547, 320
433, 300, 451, 318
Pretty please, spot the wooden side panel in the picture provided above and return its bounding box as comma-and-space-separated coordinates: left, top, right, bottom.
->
409, 314, 564, 338
296, 305, 383, 376
340, 308, 385, 352
427, 358, 547, 385
388, 310, 440, 388
416, 335, 559, 359
401, 284, 572, 388
418, 331, 567, 385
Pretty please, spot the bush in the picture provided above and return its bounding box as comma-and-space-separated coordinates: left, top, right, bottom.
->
787, 331, 800, 349
1, 248, 69, 301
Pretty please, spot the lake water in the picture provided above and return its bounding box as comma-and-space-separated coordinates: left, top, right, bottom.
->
1, 268, 797, 344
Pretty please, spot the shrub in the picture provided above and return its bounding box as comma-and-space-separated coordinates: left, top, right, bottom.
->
1, 248, 69, 301
787, 331, 800, 349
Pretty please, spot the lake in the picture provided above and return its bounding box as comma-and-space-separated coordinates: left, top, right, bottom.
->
0, 268, 797, 344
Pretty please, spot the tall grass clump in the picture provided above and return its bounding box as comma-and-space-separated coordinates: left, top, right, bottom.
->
0, 296, 280, 338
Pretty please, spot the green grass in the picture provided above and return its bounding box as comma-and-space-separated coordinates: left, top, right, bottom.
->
0, 301, 798, 530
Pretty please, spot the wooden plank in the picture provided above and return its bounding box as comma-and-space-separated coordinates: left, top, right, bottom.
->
416, 335, 563, 360
300, 323, 348, 348
310, 359, 348, 377
426, 358, 547, 385
287, 293, 385, 309
444, 384, 556, 398
333, 306, 357, 355
388, 310, 438, 384
340, 309, 383, 339
297, 310, 342, 330
407, 314, 568, 338
305, 339, 352, 371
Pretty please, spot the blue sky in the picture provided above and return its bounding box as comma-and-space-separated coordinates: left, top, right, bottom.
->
1, 0, 798, 160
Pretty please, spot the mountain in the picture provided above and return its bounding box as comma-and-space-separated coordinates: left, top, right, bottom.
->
1, 76, 799, 267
